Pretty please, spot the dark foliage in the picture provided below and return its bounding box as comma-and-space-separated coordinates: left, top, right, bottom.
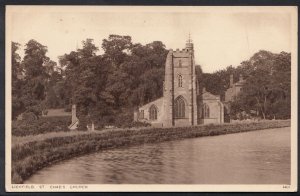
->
12, 116, 71, 136
58, 36, 168, 128
202, 50, 291, 119
12, 37, 291, 127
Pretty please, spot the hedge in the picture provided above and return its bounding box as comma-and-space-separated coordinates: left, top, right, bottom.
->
12, 116, 72, 136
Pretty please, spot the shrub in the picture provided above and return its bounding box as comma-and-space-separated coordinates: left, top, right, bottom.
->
12, 116, 72, 136
22, 112, 37, 121
94, 108, 150, 129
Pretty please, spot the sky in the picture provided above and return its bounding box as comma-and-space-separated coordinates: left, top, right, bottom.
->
7, 6, 295, 73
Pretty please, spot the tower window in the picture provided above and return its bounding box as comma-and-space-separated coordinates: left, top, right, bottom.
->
178, 75, 183, 87
175, 96, 185, 118
149, 105, 158, 120
179, 60, 182, 67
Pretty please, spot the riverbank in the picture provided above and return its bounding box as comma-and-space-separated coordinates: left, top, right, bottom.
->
12, 120, 290, 184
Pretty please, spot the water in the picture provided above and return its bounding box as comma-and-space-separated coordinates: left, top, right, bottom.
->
25, 127, 291, 184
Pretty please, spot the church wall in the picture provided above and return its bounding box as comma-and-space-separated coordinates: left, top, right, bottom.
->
202, 100, 223, 124
137, 97, 164, 127
198, 90, 224, 124
174, 119, 192, 127
163, 50, 174, 127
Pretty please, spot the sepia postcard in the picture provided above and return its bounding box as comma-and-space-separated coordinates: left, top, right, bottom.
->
5, 6, 298, 192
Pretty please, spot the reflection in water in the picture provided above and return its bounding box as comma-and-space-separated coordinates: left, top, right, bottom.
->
25, 127, 290, 184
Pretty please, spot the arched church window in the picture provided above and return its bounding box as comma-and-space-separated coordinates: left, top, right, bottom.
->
179, 59, 182, 67
149, 105, 158, 120
178, 75, 183, 87
203, 104, 210, 118
175, 96, 185, 118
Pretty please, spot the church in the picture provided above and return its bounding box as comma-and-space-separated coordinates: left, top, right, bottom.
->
134, 38, 224, 127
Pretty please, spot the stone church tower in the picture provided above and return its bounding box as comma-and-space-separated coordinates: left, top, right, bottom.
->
163, 38, 198, 127
135, 37, 223, 127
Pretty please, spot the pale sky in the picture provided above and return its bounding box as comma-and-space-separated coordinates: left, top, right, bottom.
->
7, 6, 295, 73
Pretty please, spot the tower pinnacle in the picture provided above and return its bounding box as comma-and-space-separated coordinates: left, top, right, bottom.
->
186, 33, 194, 51
187, 32, 193, 44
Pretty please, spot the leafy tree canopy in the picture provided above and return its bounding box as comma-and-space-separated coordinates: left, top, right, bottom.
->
12, 36, 291, 127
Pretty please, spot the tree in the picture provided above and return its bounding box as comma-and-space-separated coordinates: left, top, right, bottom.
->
124, 41, 168, 106
11, 42, 23, 119
20, 40, 52, 117
61, 39, 111, 129
23, 40, 49, 79
199, 49, 290, 120
102, 34, 132, 67
59, 36, 169, 128
230, 50, 291, 119
12, 42, 22, 81
238, 70, 271, 119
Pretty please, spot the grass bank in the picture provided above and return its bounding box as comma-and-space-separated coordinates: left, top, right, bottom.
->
12, 120, 290, 184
